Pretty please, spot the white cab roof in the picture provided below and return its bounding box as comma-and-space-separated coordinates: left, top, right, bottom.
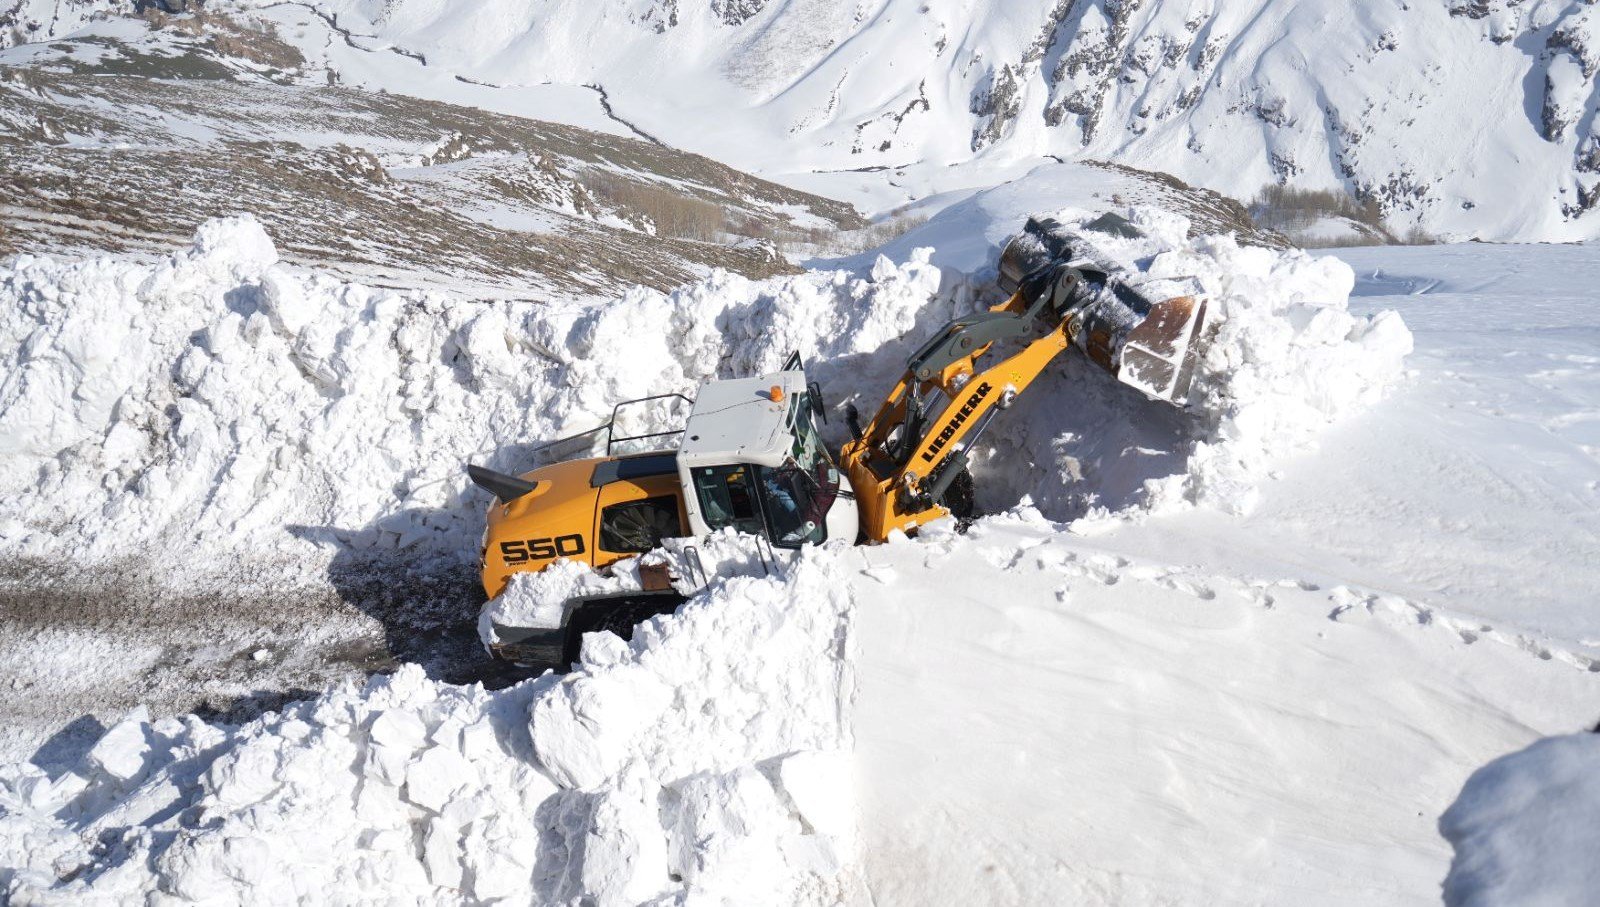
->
677, 370, 807, 468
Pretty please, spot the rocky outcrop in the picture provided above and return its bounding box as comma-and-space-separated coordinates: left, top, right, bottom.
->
710, 0, 767, 27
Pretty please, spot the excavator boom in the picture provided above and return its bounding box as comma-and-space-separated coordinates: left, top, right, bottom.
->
839, 215, 1209, 541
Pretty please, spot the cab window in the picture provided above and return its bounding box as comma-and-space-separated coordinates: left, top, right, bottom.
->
598, 495, 683, 553
692, 465, 763, 535
757, 392, 839, 549
756, 464, 828, 547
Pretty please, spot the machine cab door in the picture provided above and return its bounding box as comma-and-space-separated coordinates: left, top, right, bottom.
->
588, 455, 690, 566
687, 464, 765, 538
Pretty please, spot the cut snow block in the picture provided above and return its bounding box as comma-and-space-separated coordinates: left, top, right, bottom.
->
423, 817, 464, 891
581, 782, 669, 907
86, 708, 152, 784
404, 747, 478, 813
207, 738, 285, 810
662, 766, 795, 894
776, 750, 855, 848
531, 675, 673, 789
368, 709, 428, 751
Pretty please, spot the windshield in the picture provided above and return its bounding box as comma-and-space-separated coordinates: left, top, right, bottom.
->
757, 392, 840, 549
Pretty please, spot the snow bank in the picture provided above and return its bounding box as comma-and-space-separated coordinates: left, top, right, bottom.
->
0, 550, 856, 904
0, 215, 943, 586
1438, 733, 1600, 907
1147, 209, 1413, 514
0, 210, 1407, 587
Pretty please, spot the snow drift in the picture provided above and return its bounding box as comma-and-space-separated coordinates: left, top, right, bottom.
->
1439, 733, 1600, 907
0, 551, 856, 903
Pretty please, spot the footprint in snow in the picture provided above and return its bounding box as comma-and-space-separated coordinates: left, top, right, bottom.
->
1325, 586, 1368, 622
1080, 555, 1123, 585
1160, 575, 1217, 601
972, 540, 1049, 569
862, 566, 897, 585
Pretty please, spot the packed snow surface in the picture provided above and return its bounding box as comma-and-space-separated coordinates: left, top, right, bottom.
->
850, 510, 1599, 904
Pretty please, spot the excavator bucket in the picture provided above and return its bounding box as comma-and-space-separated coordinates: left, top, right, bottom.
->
1115, 293, 1207, 404
998, 215, 1209, 407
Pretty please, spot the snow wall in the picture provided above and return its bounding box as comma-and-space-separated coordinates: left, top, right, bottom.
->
0, 210, 1409, 586
0, 210, 1410, 901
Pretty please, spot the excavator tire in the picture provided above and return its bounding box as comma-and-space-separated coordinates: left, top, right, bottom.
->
940, 468, 977, 521
561, 591, 688, 665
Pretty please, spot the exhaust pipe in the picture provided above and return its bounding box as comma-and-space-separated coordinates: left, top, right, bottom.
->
468, 464, 539, 504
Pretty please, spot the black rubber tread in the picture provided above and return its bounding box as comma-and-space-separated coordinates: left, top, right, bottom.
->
562, 591, 688, 665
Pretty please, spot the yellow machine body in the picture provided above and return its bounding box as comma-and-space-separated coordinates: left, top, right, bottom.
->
839, 290, 1074, 541
479, 454, 686, 599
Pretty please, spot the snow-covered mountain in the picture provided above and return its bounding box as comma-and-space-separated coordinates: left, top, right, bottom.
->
12, 0, 1599, 241
0, 20, 881, 299
318, 0, 1600, 241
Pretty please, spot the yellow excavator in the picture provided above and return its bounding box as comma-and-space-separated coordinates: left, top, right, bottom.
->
468, 214, 1208, 665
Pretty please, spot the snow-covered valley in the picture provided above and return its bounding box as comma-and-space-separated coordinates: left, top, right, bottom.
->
3, 2, 1600, 905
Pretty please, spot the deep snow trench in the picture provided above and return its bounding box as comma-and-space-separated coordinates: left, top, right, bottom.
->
0, 210, 1409, 578
7, 211, 1588, 904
